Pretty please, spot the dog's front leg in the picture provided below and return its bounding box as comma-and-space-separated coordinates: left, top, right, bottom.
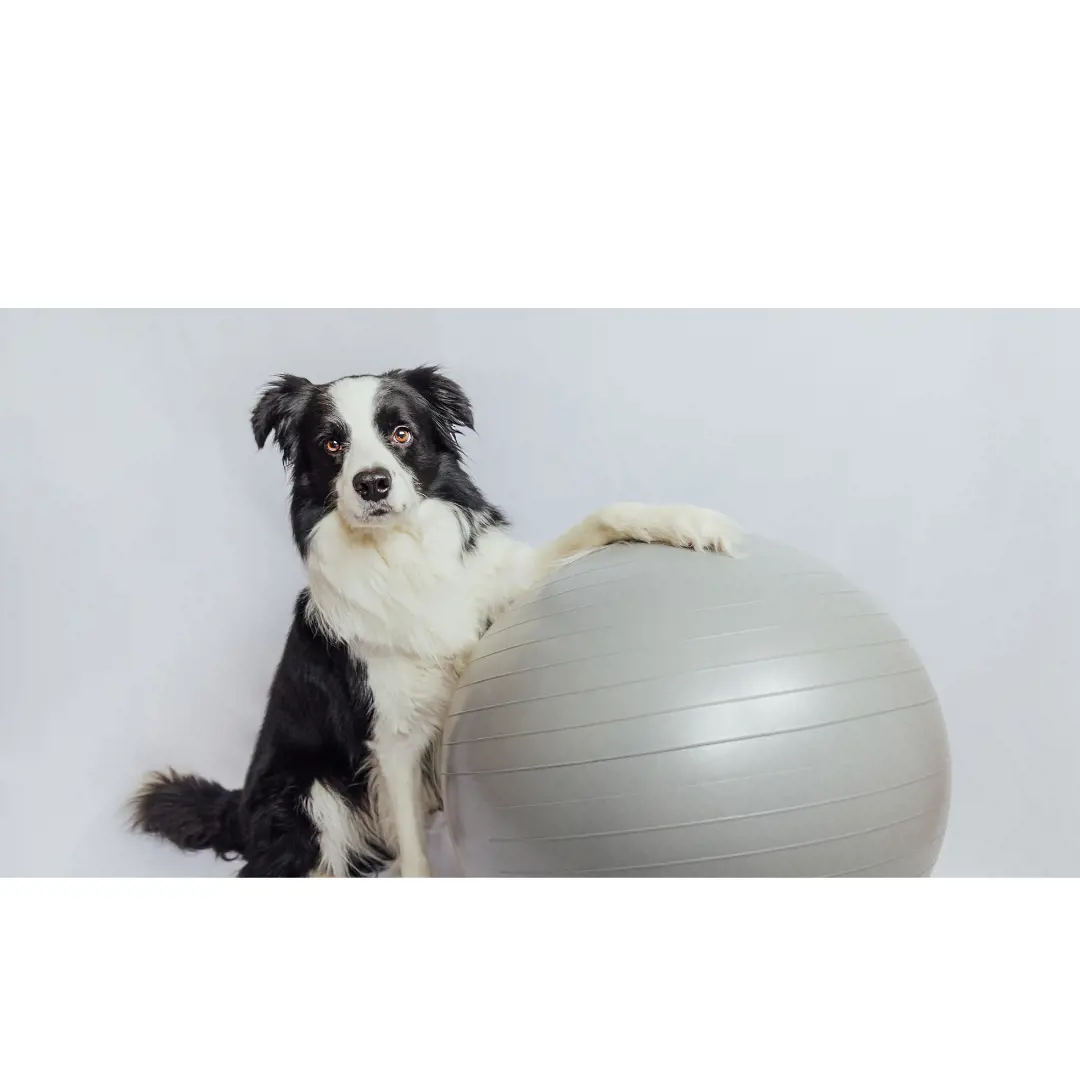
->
373, 725, 432, 878
539, 502, 743, 568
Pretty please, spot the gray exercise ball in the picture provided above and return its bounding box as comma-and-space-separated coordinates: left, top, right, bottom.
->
441, 536, 950, 877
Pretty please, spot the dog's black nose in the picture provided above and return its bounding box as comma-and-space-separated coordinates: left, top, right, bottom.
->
353, 468, 392, 502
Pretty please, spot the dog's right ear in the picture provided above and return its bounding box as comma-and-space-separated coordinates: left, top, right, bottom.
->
251, 375, 315, 463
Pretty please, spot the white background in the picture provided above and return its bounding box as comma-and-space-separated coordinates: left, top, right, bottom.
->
2, 309, 1076, 876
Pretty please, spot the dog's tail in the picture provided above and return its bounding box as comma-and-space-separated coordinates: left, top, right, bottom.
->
130, 770, 244, 858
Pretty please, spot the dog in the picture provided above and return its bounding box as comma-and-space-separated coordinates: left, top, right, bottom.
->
132, 366, 741, 876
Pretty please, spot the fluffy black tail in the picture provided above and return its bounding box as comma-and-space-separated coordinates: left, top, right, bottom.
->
131, 770, 244, 858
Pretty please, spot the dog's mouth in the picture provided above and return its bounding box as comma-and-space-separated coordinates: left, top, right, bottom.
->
340, 501, 399, 529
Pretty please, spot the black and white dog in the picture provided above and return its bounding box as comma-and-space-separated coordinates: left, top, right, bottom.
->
132, 367, 740, 876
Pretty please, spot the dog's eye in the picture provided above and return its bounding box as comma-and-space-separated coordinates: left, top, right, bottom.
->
391, 426, 412, 446
325, 438, 344, 454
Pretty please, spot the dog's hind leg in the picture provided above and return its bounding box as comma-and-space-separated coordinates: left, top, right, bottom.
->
236, 782, 322, 878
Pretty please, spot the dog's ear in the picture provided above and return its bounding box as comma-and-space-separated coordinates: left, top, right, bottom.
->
399, 366, 474, 451
251, 375, 315, 463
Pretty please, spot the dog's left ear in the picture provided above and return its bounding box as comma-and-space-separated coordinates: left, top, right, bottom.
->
399, 366, 474, 451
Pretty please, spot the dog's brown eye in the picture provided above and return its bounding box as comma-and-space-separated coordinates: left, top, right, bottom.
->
391, 426, 412, 446
325, 438, 344, 454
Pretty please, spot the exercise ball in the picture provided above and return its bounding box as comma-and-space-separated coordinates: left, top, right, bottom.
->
442, 536, 950, 876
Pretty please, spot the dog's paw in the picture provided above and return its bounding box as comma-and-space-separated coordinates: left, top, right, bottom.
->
635, 504, 743, 556
586, 502, 744, 559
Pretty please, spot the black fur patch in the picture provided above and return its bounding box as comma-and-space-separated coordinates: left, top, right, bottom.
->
135, 594, 392, 877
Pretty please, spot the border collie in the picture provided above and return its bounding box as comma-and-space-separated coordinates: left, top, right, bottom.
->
132, 367, 740, 876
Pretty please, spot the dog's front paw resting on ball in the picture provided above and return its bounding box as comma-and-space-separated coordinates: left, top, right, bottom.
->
545, 502, 743, 564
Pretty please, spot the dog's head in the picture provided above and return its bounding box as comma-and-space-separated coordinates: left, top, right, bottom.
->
252, 366, 478, 549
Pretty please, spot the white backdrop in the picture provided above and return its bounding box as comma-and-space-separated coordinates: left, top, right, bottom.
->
2, 310, 1075, 876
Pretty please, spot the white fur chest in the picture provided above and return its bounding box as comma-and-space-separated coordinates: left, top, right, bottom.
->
304, 500, 539, 740
358, 648, 456, 743
306, 501, 490, 658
